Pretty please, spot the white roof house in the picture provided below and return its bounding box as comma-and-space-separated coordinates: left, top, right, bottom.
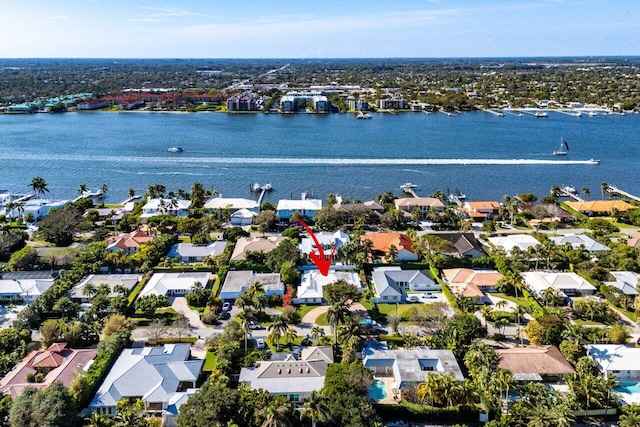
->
605, 271, 639, 296
89, 344, 203, 418
295, 270, 362, 304
140, 198, 191, 220
167, 241, 227, 263
204, 197, 259, 212
220, 271, 284, 300
587, 345, 640, 380
139, 272, 211, 298
299, 230, 350, 258
521, 271, 596, 297
488, 234, 541, 254
550, 234, 610, 254
276, 198, 322, 220
0, 278, 55, 303
69, 274, 143, 303
230, 208, 257, 226
239, 346, 333, 402
362, 342, 464, 390
370, 267, 439, 304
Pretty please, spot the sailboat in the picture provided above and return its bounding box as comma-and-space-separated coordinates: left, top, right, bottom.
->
553, 138, 569, 156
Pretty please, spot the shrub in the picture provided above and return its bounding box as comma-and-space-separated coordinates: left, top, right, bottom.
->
201, 307, 219, 325
281, 306, 300, 325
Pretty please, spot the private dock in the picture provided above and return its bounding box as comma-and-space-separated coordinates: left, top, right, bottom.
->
605, 184, 640, 203
484, 109, 505, 117
559, 186, 584, 202
400, 184, 419, 198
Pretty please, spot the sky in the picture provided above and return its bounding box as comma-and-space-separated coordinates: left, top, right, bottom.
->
0, 0, 638, 58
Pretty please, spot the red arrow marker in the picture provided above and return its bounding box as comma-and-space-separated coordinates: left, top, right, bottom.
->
296, 219, 336, 276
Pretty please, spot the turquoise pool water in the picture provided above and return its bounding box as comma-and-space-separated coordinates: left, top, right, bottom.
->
615, 381, 640, 394
368, 380, 388, 400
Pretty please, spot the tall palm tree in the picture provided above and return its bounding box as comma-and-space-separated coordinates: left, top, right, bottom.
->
128, 187, 136, 198
548, 404, 575, 427
99, 183, 109, 204
284, 327, 298, 346
385, 244, 398, 263
238, 307, 257, 353
480, 304, 493, 327
78, 183, 88, 197
268, 315, 289, 351
310, 326, 325, 343
261, 402, 293, 427
29, 176, 49, 198
300, 391, 330, 427
601, 182, 609, 199
581, 187, 590, 199
326, 303, 349, 345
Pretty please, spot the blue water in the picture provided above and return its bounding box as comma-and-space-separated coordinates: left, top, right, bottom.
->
0, 111, 638, 203
368, 379, 388, 400
615, 381, 640, 394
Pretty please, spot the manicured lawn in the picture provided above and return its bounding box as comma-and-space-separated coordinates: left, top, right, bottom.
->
296, 304, 316, 320
203, 351, 217, 371
315, 312, 329, 326
606, 302, 638, 322
267, 336, 306, 353
370, 303, 418, 322
573, 318, 607, 326
492, 292, 541, 312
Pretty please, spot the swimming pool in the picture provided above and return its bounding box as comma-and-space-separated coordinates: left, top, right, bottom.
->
615, 381, 640, 394
368, 380, 388, 400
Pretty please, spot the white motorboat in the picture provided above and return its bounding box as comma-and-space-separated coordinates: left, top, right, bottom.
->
167, 147, 183, 153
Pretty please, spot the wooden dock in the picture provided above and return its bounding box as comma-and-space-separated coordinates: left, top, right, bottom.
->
605, 184, 640, 203
558, 187, 584, 202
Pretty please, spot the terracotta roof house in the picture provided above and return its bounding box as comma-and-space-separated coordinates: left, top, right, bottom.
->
239, 346, 333, 403
230, 236, 288, 262
106, 230, 155, 254
361, 232, 418, 262
626, 232, 640, 248
394, 197, 445, 219
0, 343, 98, 398
442, 268, 503, 299
521, 271, 596, 298
371, 267, 439, 303
587, 344, 640, 380
435, 232, 486, 258
604, 271, 639, 296
565, 200, 635, 215
550, 234, 610, 254
496, 345, 575, 381
461, 201, 501, 220
362, 342, 464, 390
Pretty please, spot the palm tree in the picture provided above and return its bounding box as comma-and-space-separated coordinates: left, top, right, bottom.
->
601, 182, 609, 199
128, 187, 136, 198
514, 305, 529, 345
83, 283, 97, 299
417, 373, 443, 406
494, 318, 509, 336
548, 404, 575, 427
480, 304, 493, 327
78, 183, 88, 197
619, 411, 640, 427
268, 315, 289, 351
385, 244, 398, 263
29, 176, 49, 198
326, 303, 349, 345
310, 326, 324, 343
581, 187, 591, 199
261, 403, 293, 427
528, 405, 550, 427
238, 307, 257, 353
284, 327, 298, 346
86, 412, 114, 427
494, 299, 509, 312
300, 391, 331, 427
99, 183, 109, 204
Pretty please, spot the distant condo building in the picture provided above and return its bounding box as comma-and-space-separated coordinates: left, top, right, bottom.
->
227, 92, 258, 111
346, 98, 369, 111
280, 92, 330, 113
378, 96, 406, 110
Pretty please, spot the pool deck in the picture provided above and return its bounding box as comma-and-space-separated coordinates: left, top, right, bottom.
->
370, 376, 400, 404
616, 391, 640, 405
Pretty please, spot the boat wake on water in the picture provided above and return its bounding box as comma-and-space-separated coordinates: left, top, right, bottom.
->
1, 154, 599, 166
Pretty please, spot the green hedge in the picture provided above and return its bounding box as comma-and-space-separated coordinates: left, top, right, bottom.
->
146, 337, 197, 346
374, 402, 479, 423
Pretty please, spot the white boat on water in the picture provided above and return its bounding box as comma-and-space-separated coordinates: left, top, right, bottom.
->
553, 138, 569, 156
356, 111, 372, 119
167, 147, 183, 153
535, 112, 548, 118
400, 183, 417, 189
264, 183, 273, 191
588, 159, 600, 165
251, 182, 261, 192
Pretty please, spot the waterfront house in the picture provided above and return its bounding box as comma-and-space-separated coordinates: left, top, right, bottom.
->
334, 200, 384, 224
203, 197, 259, 216
230, 236, 288, 261
230, 208, 257, 226
587, 345, 640, 380
88, 343, 203, 421
394, 197, 445, 219
299, 230, 350, 261
220, 271, 284, 301
565, 200, 635, 216
442, 268, 503, 301
460, 201, 501, 220
518, 203, 574, 224
69, 273, 143, 303
521, 271, 596, 298
167, 241, 227, 263
371, 267, 439, 304
604, 271, 639, 296
140, 198, 191, 221
362, 342, 464, 391
138, 272, 211, 298
435, 232, 486, 258
0, 343, 97, 398
276, 196, 323, 221
295, 269, 362, 304
239, 346, 333, 403
488, 234, 541, 255
496, 346, 575, 382
361, 232, 418, 262
106, 229, 155, 254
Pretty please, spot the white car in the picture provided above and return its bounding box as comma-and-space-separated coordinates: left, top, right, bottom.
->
256, 339, 265, 349
407, 295, 419, 303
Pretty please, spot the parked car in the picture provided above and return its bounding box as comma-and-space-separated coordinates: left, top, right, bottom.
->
422, 292, 437, 299
220, 311, 231, 320
256, 338, 265, 349
407, 295, 419, 303
249, 320, 262, 330
222, 302, 231, 312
